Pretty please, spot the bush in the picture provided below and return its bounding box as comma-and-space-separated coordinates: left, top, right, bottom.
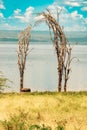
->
55, 125, 64, 130
0, 110, 28, 130
0, 110, 65, 130
0, 71, 10, 92
29, 124, 51, 130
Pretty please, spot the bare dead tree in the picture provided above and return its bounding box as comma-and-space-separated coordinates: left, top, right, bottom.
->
63, 45, 79, 92
63, 45, 72, 92
17, 27, 31, 92
36, 10, 67, 92
35, 9, 72, 92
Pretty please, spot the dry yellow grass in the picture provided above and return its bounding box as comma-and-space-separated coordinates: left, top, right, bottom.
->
0, 92, 87, 130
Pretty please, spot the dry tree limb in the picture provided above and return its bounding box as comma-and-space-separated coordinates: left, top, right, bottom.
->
35, 9, 72, 92
17, 26, 31, 92
63, 46, 72, 92
42, 9, 67, 92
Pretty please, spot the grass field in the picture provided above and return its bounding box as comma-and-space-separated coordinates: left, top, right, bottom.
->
0, 92, 87, 130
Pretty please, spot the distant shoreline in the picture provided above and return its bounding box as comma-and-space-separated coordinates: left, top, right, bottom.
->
1, 91, 87, 94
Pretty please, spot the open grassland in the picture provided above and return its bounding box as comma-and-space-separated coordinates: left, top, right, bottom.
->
0, 92, 87, 130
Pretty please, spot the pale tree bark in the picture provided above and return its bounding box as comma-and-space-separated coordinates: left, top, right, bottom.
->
17, 27, 31, 92
36, 10, 67, 92
63, 46, 72, 92
35, 9, 72, 92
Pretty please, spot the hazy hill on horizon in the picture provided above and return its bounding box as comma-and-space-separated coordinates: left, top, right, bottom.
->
0, 30, 87, 45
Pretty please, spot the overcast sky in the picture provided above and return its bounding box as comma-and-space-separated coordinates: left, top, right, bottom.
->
0, 0, 87, 31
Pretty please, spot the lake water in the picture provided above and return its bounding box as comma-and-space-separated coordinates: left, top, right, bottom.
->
0, 30, 87, 92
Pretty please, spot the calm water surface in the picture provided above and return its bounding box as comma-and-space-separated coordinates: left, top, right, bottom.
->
0, 31, 87, 92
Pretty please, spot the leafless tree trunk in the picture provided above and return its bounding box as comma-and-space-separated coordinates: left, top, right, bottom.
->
35, 9, 73, 92
36, 10, 67, 92
17, 27, 31, 92
63, 46, 72, 92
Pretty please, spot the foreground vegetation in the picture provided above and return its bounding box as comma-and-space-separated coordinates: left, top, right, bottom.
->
0, 92, 87, 130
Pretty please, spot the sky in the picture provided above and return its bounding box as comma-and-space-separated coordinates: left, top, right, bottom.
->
0, 0, 87, 31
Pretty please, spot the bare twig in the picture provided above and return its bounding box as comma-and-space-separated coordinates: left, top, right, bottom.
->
17, 26, 31, 92
35, 8, 73, 92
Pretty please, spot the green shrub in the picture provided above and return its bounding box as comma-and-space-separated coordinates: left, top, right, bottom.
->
0, 110, 65, 130
0, 110, 28, 130
55, 125, 64, 130
0, 71, 10, 92
29, 124, 51, 130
